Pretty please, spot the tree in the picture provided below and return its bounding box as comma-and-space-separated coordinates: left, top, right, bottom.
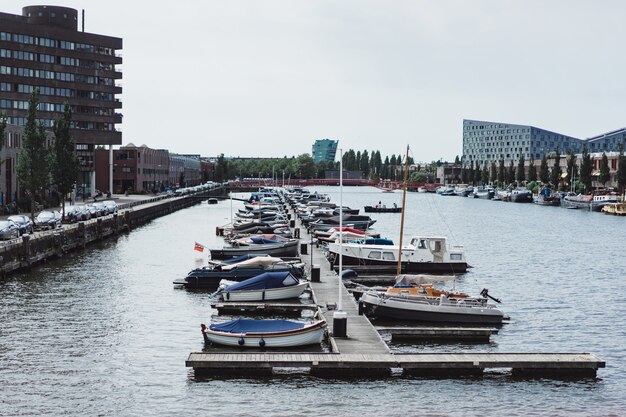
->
506, 160, 515, 185
454, 155, 460, 165
617, 144, 626, 195
51, 102, 80, 218
481, 162, 489, 185
490, 162, 497, 184
527, 161, 537, 182
599, 152, 610, 187
580, 144, 593, 192
360, 150, 370, 178
565, 150, 578, 189
497, 158, 505, 186
539, 154, 550, 184
549, 149, 562, 189
16, 89, 51, 219
467, 162, 474, 185
0, 112, 6, 159
516, 155, 526, 184
473, 160, 481, 185
214, 153, 227, 182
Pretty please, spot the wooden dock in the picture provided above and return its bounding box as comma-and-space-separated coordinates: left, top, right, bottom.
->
186, 352, 605, 378
187, 203, 606, 379
375, 326, 495, 342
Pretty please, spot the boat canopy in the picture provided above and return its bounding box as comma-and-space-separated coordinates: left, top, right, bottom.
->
221, 254, 270, 264
395, 274, 456, 285
224, 271, 299, 291
249, 237, 279, 244
364, 238, 394, 245
221, 256, 284, 270
209, 319, 306, 333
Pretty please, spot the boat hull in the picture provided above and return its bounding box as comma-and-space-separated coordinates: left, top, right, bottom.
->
210, 240, 299, 260
329, 253, 467, 274
175, 265, 305, 290
364, 206, 402, 213
360, 293, 503, 324
203, 321, 327, 347
222, 281, 309, 301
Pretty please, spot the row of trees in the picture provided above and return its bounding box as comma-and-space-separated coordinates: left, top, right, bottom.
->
457, 145, 626, 193
210, 148, 419, 183
0, 89, 80, 218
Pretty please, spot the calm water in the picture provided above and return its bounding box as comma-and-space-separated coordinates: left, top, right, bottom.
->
1, 186, 625, 416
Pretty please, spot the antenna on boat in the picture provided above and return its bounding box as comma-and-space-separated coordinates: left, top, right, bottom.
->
396, 145, 410, 276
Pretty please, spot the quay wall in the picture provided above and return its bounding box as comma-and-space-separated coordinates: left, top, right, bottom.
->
0, 189, 227, 278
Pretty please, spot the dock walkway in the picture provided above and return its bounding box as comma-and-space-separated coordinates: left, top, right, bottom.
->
186, 202, 606, 379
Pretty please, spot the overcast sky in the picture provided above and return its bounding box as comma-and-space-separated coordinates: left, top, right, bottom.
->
5, 1, 626, 162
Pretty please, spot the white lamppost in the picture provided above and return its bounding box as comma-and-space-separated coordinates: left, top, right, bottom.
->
334, 148, 347, 337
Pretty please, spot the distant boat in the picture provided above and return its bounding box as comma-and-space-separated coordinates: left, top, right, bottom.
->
201, 319, 327, 347
510, 188, 533, 203
364, 205, 402, 213
534, 187, 560, 206
561, 193, 618, 211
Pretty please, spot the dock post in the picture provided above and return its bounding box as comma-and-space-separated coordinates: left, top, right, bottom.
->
294, 228, 300, 239
333, 311, 347, 337
311, 265, 320, 282
289, 219, 295, 228
300, 242, 308, 255
358, 301, 364, 316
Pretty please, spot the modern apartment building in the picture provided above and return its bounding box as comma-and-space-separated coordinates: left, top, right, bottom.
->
462, 119, 626, 167
0, 5, 122, 203
312, 139, 338, 164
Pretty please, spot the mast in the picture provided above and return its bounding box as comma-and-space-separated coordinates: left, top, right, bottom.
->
396, 145, 410, 275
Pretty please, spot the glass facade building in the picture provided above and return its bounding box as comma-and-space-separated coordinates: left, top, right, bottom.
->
463, 119, 626, 167
312, 139, 338, 164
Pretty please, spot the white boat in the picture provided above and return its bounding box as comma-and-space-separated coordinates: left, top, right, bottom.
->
201, 319, 327, 347
359, 290, 504, 324
220, 271, 309, 301
326, 235, 467, 274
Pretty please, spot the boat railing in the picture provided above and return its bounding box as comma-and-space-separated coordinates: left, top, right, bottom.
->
377, 292, 498, 309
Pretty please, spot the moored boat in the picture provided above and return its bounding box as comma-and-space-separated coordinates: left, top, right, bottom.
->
326, 235, 467, 274
209, 238, 300, 260
201, 319, 327, 347
364, 204, 402, 213
219, 271, 308, 301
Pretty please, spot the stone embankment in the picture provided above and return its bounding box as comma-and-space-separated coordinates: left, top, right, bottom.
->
0, 190, 225, 278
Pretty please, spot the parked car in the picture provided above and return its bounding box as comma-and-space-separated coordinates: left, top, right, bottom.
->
85, 204, 100, 218
34, 210, 62, 230
92, 202, 108, 216
101, 200, 118, 215
64, 205, 81, 223
0, 220, 20, 240
7, 214, 34, 235
76, 205, 92, 221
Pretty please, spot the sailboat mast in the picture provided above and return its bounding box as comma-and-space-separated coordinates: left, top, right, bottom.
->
396, 145, 410, 275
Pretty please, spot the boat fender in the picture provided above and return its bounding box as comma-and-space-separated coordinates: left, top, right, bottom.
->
259, 338, 266, 347
238, 337, 245, 346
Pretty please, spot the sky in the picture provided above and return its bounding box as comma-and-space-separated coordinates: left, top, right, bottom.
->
4, 1, 626, 162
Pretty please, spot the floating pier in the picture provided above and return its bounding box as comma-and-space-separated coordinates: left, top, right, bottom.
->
375, 326, 495, 343
186, 352, 605, 378
186, 201, 606, 379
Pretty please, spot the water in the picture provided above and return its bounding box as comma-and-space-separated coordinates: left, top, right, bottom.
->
1, 186, 625, 416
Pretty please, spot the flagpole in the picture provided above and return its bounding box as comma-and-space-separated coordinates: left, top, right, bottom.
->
333, 147, 347, 338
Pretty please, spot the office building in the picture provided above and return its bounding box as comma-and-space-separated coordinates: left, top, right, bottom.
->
0, 5, 122, 202
312, 139, 338, 164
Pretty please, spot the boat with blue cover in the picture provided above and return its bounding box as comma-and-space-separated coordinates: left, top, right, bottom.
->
173, 256, 306, 289
219, 271, 308, 301
201, 319, 327, 347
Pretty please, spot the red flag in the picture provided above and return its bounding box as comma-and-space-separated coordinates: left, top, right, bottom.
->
194, 242, 205, 252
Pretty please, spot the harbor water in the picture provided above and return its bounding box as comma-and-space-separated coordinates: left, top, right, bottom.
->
1, 186, 625, 416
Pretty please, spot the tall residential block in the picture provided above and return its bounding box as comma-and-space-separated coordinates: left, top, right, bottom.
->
312, 139, 338, 164
0, 5, 122, 202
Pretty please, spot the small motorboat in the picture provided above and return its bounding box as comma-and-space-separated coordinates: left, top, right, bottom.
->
364, 205, 402, 213
209, 238, 300, 260
359, 286, 504, 325
201, 319, 327, 347
219, 271, 309, 301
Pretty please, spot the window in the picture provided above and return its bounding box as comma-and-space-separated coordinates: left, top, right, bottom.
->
382, 252, 395, 261
367, 251, 381, 260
